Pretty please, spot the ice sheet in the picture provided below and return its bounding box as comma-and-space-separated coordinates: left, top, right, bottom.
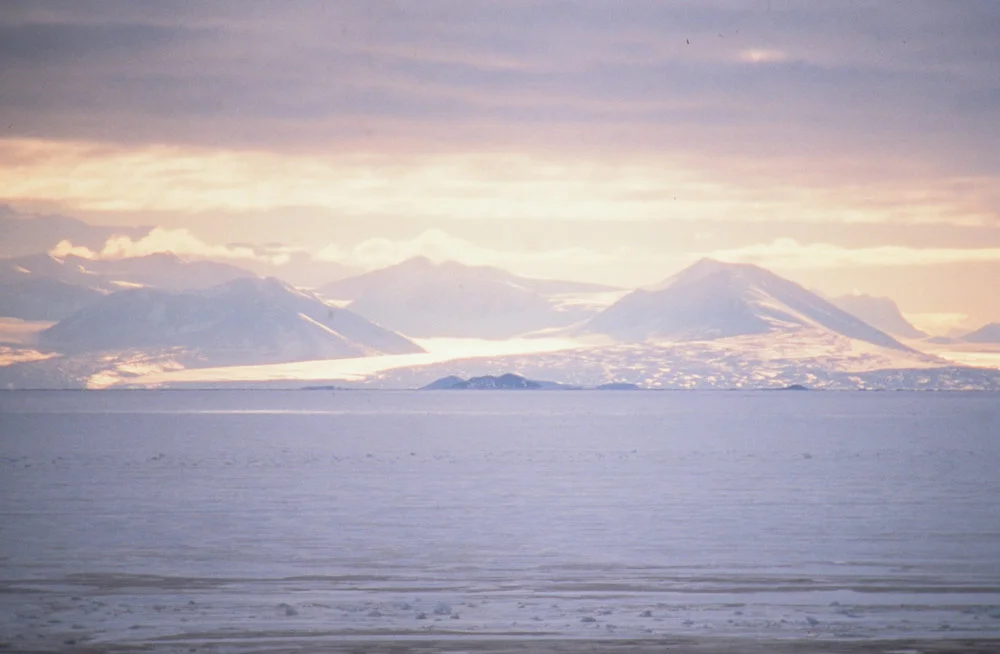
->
1, 390, 999, 650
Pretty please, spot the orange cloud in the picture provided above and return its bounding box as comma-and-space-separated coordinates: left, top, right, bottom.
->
2, 138, 996, 227
706, 238, 1000, 269
739, 49, 789, 64
50, 227, 290, 264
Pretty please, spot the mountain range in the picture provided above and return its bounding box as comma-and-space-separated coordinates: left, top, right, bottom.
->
320, 256, 617, 339
2, 244, 999, 389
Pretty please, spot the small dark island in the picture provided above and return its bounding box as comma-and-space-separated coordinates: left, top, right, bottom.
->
421, 373, 585, 390
422, 373, 543, 390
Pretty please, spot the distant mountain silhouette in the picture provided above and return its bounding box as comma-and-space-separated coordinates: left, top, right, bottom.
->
321, 257, 614, 339
582, 258, 913, 352
830, 293, 926, 338
961, 322, 1000, 343
0, 252, 258, 320
40, 277, 422, 366
1, 252, 255, 293
0, 275, 103, 321
0, 205, 151, 258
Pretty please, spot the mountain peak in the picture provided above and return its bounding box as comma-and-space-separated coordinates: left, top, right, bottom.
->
649, 257, 764, 292
139, 251, 183, 263
585, 260, 913, 351
320, 258, 615, 339
398, 255, 437, 269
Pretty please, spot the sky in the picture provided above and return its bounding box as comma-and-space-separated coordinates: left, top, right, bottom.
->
1, 0, 999, 331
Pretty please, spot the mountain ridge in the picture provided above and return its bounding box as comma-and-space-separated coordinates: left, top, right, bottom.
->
39, 277, 423, 366
583, 258, 914, 352
320, 256, 616, 339
961, 322, 1000, 343
829, 293, 927, 339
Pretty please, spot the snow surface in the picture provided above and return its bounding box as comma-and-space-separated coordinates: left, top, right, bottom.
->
123, 336, 588, 388
366, 329, 989, 391
1, 390, 999, 650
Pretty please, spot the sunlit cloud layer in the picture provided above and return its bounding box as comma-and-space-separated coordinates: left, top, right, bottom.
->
49, 227, 292, 265
45, 224, 1000, 280
0, 1, 998, 321
707, 238, 1000, 270
317, 232, 1000, 277
905, 312, 974, 337
738, 48, 789, 64
2, 139, 996, 226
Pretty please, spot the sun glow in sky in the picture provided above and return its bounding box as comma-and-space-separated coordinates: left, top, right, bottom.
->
1, 1, 999, 325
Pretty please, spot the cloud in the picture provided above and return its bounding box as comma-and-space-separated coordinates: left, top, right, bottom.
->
50, 227, 291, 264
315, 229, 625, 271
706, 238, 1000, 269
904, 312, 973, 337
738, 49, 789, 64
1, 1, 998, 186
3, 139, 997, 226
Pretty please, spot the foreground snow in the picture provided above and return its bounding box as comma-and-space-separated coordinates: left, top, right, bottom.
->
1, 391, 999, 650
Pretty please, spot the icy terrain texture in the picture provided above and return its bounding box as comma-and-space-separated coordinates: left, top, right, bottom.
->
1, 390, 999, 650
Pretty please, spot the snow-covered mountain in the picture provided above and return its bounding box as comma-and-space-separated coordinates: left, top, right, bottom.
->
0, 252, 258, 320
233, 249, 358, 288
1, 252, 254, 293
40, 277, 422, 366
582, 258, 912, 352
829, 293, 927, 339
961, 322, 1000, 343
320, 257, 615, 339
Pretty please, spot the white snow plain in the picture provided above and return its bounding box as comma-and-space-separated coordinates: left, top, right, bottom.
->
1, 390, 999, 651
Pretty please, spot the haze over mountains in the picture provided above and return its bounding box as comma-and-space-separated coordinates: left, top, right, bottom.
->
828, 294, 928, 339
0, 205, 151, 258
0, 205, 357, 289
321, 256, 617, 339
0, 252, 257, 320
1, 210, 999, 389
